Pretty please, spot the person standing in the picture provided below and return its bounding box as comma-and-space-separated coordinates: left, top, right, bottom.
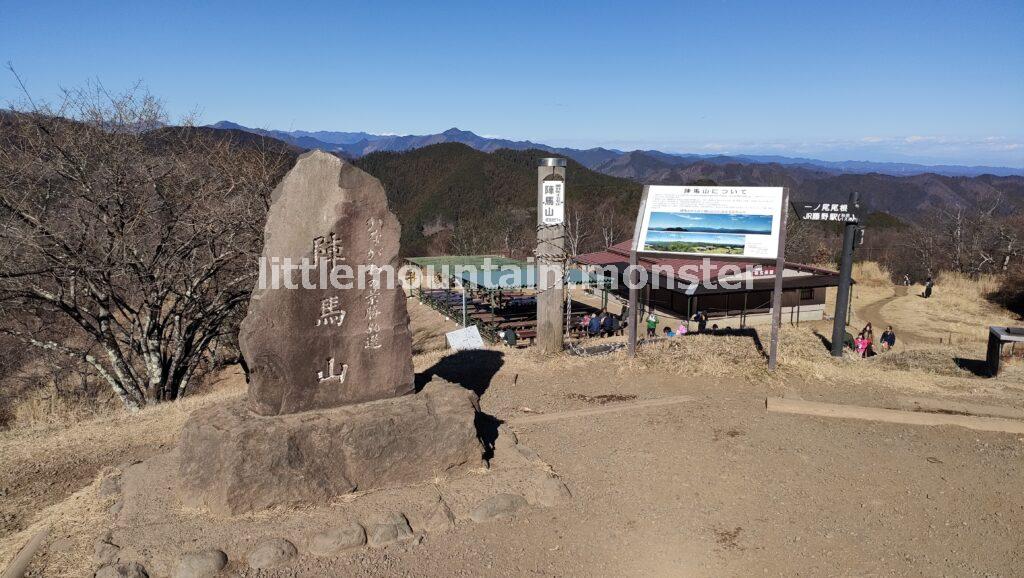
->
924, 276, 934, 298
880, 326, 896, 351
695, 310, 708, 333
903, 274, 911, 286
862, 322, 874, 342
646, 312, 658, 338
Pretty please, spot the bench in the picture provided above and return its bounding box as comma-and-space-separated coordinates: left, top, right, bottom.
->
500, 320, 537, 330
515, 329, 537, 344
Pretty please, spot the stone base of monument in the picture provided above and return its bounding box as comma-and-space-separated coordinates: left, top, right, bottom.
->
178, 377, 484, 516
98, 411, 567, 576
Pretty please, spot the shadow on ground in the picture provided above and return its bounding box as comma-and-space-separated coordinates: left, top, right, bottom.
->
415, 349, 505, 396
474, 412, 503, 460
953, 357, 992, 377
415, 349, 506, 460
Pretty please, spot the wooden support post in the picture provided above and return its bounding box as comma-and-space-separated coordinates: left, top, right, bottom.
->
767, 188, 790, 371
627, 249, 639, 358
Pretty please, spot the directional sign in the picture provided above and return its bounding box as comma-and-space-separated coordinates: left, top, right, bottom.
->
792, 201, 861, 223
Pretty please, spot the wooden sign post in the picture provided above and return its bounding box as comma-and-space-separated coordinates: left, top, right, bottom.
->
536, 158, 566, 354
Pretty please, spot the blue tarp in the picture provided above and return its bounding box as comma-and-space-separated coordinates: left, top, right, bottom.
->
457, 265, 608, 290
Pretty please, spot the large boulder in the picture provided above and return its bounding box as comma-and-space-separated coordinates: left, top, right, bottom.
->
179, 378, 484, 515
240, 150, 414, 416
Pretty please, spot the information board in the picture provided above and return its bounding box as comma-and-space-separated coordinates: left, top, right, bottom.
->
634, 185, 785, 259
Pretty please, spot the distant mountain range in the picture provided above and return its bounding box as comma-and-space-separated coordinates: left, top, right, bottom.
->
195, 124, 1024, 256
208, 121, 1024, 178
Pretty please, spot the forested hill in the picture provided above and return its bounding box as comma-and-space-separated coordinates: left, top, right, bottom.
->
354, 143, 643, 257
351, 141, 1024, 258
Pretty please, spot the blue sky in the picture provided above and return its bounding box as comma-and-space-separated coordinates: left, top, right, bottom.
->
2, 0, 1022, 166
649, 212, 773, 234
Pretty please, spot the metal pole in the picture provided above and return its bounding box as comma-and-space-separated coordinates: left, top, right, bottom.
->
767, 188, 790, 372
830, 191, 860, 357
462, 289, 467, 326
627, 186, 652, 359
536, 158, 566, 354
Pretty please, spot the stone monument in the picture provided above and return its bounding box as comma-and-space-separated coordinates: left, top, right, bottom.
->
240, 149, 414, 415
178, 151, 484, 515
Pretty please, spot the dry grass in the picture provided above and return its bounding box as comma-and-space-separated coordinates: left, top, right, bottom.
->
935, 270, 1003, 297
852, 261, 893, 286
508, 324, 1024, 401
0, 369, 244, 449
0, 369, 247, 576
0, 475, 114, 577
408, 298, 456, 355
628, 334, 771, 380
877, 271, 1019, 344
9, 383, 116, 431
825, 262, 1021, 348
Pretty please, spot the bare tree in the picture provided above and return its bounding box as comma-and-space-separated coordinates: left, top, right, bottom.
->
563, 207, 591, 258
599, 211, 625, 249
0, 82, 291, 410
496, 214, 529, 258
448, 217, 489, 256
896, 198, 1019, 278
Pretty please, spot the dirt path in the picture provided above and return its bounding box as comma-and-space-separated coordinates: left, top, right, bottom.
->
854, 288, 930, 346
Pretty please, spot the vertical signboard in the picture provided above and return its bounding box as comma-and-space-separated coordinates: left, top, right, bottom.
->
541, 179, 565, 226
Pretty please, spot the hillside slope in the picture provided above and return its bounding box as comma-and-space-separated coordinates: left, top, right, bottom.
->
354, 143, 642, 256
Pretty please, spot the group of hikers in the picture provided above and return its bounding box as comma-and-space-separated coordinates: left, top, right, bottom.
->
577, 309, 717, 339
578, 310, 625, 338
525, 304, 899, 357
648, 310, 710, 338
851, 321, 897, 358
